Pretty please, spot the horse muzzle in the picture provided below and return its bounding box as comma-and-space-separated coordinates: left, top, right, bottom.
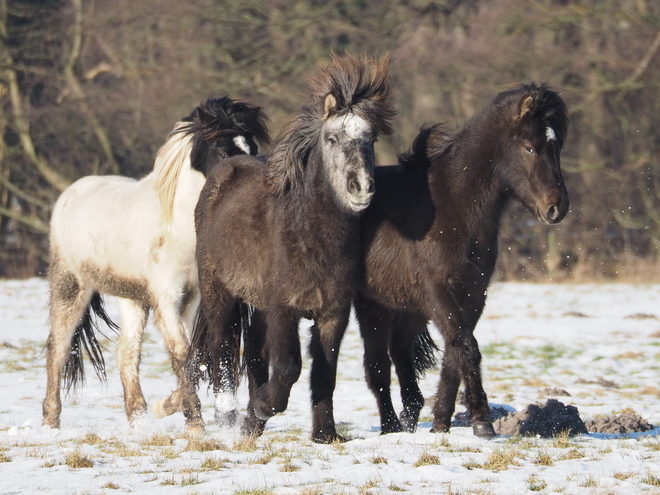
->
538, 198, 569, 225
346, 174, 375, 212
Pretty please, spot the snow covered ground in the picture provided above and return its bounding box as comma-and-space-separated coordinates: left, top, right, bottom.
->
1, 278, 660, 494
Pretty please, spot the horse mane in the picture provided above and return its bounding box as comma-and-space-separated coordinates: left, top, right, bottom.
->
493, 82, 569, 145
154, 97, 270, 224
398, 123, 454, 171
267, 54, 396, 195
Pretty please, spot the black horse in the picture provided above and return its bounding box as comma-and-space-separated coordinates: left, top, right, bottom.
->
355, 83, 570, 437
184, 55, 396, 442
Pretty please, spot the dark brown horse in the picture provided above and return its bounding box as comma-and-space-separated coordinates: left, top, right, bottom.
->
184, 55, 395, 442
356, 83, 569, 437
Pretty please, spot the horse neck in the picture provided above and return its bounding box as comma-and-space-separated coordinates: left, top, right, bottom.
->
281, 149, 355, 243
428, 125, 510, 243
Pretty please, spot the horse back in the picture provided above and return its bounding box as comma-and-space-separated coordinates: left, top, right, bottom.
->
195, 156, 274, 307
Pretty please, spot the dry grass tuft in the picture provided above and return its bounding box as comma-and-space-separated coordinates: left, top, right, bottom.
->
481, 448, 520, 471
143, 434, 174, 447
413, 452, 441, 467
185, 437, 227, 452
65, 449, 93, 468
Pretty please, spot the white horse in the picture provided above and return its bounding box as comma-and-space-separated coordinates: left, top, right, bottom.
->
43, 97, 269, 429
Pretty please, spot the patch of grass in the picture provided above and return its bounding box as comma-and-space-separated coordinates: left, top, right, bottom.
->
580, 475, 598, 488
101, 481, 120, 489
388, 484, 406, 492
234, 489, 275, 495
413, 452, 441, 467
279, 461, 300, 472
0, 452, 11, 463
181, 474, 201, 486
79, 433, 102, 445
642, 473, 660, 487
161, 448, 179, 459
65, 449, 93, 468
185, 437, 227, 452
533, 451, 554, 466
142, 434, 173, 447
370, 455, 388, 464
481, 448, 520, 472
201, 457, 226, 470
551, 431, 574, 449
613, 471, 635, 480
233, 436, 258, 452
559, 448, 584, 460
528, 475, 547, 492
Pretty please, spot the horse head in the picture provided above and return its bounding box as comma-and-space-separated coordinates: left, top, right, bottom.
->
267, 55, 395, 213
499, 84, 570, 225
188, 97, 270, 176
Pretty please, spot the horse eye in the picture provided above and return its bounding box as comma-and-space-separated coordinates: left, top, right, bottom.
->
524, 146, 535, 155
327, 135, 338, 145
220, 153, 228, 159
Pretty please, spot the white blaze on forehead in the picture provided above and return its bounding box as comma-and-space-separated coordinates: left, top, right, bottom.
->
233, 135, 251, 154
341, 113, 371, 139
546, 126, 556, 142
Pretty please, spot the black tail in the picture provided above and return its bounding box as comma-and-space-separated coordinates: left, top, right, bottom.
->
187, 299, 252, 392
62, 292, 119, 395
412, 325, 440, 379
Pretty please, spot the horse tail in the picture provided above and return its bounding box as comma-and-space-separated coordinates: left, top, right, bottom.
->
62, 292, 119, 395
412, 325, 440, 379
187, 299, 251, 391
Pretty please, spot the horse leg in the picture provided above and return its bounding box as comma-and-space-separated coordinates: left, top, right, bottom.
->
116, 298, 149, 425
153, 300, 203, 431
308, 305, 351, 443
241, 309, 269, 437
389, 311, 428, 433
43, 266, 92, 428
353, 295, 402, 434
152, 289, 199, 419
251, 308, 301, 425
430, 291, 494, 438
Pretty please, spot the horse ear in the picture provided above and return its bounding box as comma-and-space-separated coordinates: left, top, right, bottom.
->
196, 106, 215, 126
518, 95, 534, 119
323, 94, 337, 120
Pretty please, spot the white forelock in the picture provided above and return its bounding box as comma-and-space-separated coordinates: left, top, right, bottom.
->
546, 126, 556, 142
233, 135, 251, 155
342, 113, 371, 139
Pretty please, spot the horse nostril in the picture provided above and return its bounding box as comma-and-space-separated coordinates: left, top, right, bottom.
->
367, 179, 375, 195
348, 178, 360, 195
547, 205, 559, 221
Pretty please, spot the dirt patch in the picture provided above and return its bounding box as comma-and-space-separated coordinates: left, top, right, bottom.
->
452, 406, 510, 427
576, 377, 619, 389
538, 388, 571, 398
585, 412, 654, 434
493, 399, 588, 437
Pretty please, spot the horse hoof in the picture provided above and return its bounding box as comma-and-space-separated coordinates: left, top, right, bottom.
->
312, 431, 346, 444
42, 419, 60, 430
473, 422, 497, 438
185, 423, 205, 437
399, 411, 418, 433
153, 398, 171, 419
241, 415, 267, 438
429, 423, 450, 434
215, 409, 238, 428
380, 421, 404, 435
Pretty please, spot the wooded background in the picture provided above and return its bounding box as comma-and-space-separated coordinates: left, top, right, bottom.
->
1, 0, 659, 281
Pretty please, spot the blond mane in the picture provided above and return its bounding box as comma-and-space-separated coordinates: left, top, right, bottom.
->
153, 122, 194, 225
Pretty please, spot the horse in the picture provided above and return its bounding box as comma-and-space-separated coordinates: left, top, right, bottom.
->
42, 97, 269, 429
184, 55, 396, 443
355, 83, 570, 438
